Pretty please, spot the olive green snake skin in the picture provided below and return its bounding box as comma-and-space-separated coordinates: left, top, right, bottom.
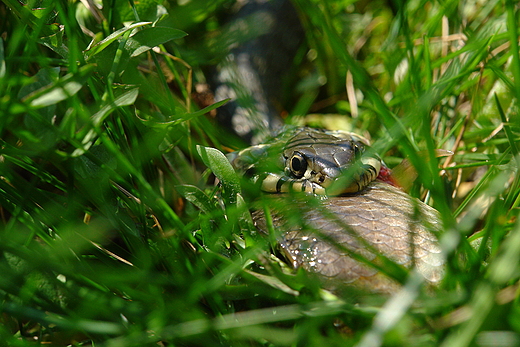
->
229, 127, 444, 292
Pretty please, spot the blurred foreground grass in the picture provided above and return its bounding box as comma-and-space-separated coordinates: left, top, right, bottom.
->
1, 0, 520, 346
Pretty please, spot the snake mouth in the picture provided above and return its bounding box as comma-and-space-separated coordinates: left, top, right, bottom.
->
303, 154, 382, 196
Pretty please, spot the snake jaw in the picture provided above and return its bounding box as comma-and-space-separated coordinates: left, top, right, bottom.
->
259, 173, 327, 195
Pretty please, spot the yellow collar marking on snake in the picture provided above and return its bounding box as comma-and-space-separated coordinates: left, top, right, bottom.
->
229, 127, 382, 196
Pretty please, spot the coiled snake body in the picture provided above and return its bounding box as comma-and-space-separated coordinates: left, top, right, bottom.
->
229, 127, 444, 292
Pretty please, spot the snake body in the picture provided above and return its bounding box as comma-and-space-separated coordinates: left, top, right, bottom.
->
230, 127, 444, 292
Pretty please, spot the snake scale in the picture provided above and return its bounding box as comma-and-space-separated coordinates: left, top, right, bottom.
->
229, 127, 444, 292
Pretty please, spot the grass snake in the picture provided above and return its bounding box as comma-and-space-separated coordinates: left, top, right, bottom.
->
229, 127, 444, 293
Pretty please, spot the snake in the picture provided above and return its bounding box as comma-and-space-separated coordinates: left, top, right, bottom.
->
229, 127, 444, 293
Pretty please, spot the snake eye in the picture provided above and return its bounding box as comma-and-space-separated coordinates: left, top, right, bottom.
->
289, 152, 307, 178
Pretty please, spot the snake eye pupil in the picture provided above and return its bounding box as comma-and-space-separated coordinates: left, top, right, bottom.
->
291, 157, 302, 171
289, 153, 307, 178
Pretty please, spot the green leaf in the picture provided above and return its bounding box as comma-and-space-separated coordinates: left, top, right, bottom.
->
84, 22, 152, 60
18, 67, 60, 100
243, 269, 299, 296
1, 0, 59, 37
38, 28, 69, 59
21, 65, 94, 108
125, 26, 187, 58
176, 185, 215, 214
74, 145, 117, 180
197, 145, 241, 202
141, 99, 229, 128
494, 93, 520, 159
72, 87, 139, 157
91, 87, 140, 127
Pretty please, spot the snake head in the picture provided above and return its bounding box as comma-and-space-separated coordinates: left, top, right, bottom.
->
228, 127, 382, 196
280, 128, 381, 195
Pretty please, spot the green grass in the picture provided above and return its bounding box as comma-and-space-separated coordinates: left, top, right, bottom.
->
1, 0, 519, 346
